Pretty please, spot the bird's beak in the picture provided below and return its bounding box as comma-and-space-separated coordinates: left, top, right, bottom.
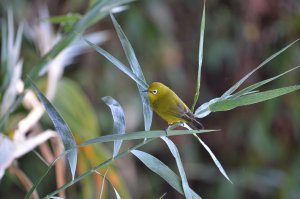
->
142, 89, 149, 93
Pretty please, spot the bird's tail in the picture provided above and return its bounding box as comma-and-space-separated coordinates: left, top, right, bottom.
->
182, 112, 204, 130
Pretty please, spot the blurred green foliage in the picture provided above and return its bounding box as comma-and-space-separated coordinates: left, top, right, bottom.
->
1, 0, 300, 198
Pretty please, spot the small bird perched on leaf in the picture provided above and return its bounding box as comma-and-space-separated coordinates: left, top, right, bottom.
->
145, 82, 203, 130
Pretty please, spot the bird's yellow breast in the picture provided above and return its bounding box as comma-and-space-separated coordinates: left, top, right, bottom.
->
147, 82, 190, 124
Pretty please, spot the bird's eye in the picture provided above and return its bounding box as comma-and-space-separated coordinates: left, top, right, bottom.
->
152, 90, 158, 95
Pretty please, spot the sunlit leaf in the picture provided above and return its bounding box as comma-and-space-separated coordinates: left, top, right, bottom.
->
102, 96, 125, 158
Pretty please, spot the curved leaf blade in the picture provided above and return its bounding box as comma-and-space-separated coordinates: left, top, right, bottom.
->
110, 13, 152, 131
102, 96, 125, 157
210, 85, 300, 112
230, 65, 300, 99
191, 1, 205, 112
85, 39, 148, 89
161, 136, 193, 199
193, 134, 232, 183
28, 77, 77, 180
132, 150, 202, 199
221, 38, 300, 99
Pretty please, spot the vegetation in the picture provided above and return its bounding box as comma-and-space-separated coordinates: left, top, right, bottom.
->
1, 0, 300, 198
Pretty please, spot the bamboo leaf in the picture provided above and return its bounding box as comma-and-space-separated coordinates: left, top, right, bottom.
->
99, 170, 108, 199
102, 96, 125, 158
221, 38, 300, 99
193, 134, 232, 183
161, 136, 193, 199
80, 129, 217, 147
191, 1, 205, 112
132, 150, 202, 199
194, 97, 222, 118
210, 85, 300, 112
85, 39, 148, 89
230, 65, 300, 99
28, 77, 77, 180
110, 13, 152, 131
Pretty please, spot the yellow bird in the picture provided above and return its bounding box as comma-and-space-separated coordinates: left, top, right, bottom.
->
145, 82, 203, 130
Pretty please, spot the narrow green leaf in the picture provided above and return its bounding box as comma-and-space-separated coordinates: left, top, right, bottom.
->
194, 66, 300, 119
161, 136, 193, 199
132, 150, 202, 199
41, 129, 215, 199
102, 96, 125, 158
80, 129, 217, 147
25, 129, 215, 199
231, 65, 300, 99
85, 39, 148, 89
221, 38, 300, 99
210, 85, 300, 112
28, 77, 77, 180
110, 13, 152, 131
194, 97, 221, 118
42, 138, 156, 199
99, 170, 108, 199
191, 1, 205, 112
95, 169, 122, 199
193, 134, 232, 183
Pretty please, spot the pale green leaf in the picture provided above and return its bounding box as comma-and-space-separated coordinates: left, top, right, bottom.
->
102, 96, 125, 158
132, 150, 202, 199
191, 2, 205, 112
210, 85, 300, 112
80, 129, 217, 147
28, 78, 77, 180
85, 39, 148, 89
221, 38, 300, 99
161, 136, 193, 199
110, 13, 152, 131
230, 65, 300, 99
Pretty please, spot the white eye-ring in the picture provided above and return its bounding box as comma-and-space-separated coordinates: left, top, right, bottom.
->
152, 90, 158, 95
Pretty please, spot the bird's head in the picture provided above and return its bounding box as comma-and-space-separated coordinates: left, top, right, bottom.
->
144, 82, 169, 105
